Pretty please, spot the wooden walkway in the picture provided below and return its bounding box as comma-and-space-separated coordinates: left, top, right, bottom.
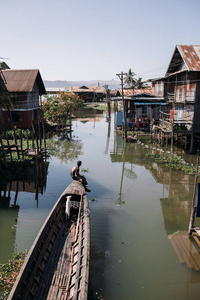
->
170, 234, 200, 271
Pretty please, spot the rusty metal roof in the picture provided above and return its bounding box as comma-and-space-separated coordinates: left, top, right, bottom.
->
118, 88, 154, 96
178, 45, 200, 71
166, 45, 200, 76
1, 69, 46, 94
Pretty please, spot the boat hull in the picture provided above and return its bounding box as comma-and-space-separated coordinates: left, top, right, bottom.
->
8, 181, 90, 300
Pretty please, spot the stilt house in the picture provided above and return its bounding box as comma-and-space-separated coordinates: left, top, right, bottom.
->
0, 69, 46, 129
68, 85, 105, 102
116, 88, 165, 122
164, 45, 200, 133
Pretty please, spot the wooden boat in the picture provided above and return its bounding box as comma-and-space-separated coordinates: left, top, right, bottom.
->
8, 180, 90, 300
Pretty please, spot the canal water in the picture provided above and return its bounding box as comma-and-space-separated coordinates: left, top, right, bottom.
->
1, 110, 200, 299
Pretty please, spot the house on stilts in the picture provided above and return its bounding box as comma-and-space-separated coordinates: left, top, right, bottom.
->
155, 45, 200, 151
0, 69, 46, 129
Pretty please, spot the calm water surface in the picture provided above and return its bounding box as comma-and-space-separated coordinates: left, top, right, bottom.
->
1, 111, 200, 300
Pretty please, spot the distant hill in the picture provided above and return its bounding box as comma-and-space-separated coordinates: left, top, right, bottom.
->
44, 79, 120, 90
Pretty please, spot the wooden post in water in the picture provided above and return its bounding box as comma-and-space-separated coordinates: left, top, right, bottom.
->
42, 118, 46, 153
121, 72, 127, 142
35, 125, 39, 156
14, 179, 19, 206
185, 133, 188, 150
38, 118, 42, 151
188, 156, 199, 235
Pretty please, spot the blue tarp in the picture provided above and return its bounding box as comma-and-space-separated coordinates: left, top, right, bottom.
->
134, 102, 165, 105
196, 183, 200, 217
116, 111, 127, 126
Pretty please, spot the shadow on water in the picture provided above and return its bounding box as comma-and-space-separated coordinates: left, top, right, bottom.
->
0, 161, 49, 263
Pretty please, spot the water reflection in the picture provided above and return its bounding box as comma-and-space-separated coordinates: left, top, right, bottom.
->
0, 206, 19, 262
111, 133, 198, 237
1, 111, 200, 299
0, 161, 49, 263
49, 139, 83, 164
0, 162, 49, 205
105, 119, 111, 155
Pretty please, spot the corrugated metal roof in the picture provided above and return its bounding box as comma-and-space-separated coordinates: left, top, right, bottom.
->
1, 69, 46, 94
166, 45, 200, 76
178, 45, 200, 71
118, 88, 154, 96
68, 86, 105, 94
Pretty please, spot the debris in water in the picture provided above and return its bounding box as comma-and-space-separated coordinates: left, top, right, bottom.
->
90, 198, 98, 202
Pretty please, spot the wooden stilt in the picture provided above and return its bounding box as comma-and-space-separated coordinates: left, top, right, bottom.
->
26, 129, 29, 150
185, 133, 187, 150
188, 157, 199, 235
42, 118, 46, 153
20, 130, 24, 159
190, 133, 194, 153
38, 118, 42, 150
31, 124, 35, 150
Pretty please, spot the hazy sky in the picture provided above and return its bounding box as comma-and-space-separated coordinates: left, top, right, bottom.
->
1, 0, 200, 82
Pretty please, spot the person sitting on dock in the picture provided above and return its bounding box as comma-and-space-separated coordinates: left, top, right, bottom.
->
70, 161, 91, 192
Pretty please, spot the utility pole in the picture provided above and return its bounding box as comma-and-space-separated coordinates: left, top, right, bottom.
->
116, 72, 127, 142
103, 84, 111, 120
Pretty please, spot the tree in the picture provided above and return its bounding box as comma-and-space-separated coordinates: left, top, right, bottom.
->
135, 77, 148, 89
42, 91, 83, 126
124, 69, 136, 88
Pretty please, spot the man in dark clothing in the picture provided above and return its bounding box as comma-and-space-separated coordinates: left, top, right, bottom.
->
70, 161, 91, 192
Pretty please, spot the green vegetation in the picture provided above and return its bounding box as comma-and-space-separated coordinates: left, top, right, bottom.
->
43, 92, 83, 125
147, 152, 197, 175
81, 168, 89, 173
1, 128, 32, 140
173, 124, 188, 131
0, 251, 27, 299
135, 77, 148, 89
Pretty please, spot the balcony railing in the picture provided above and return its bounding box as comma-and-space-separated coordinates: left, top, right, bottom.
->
11, 100, 39, 110
167, 91, 196, 103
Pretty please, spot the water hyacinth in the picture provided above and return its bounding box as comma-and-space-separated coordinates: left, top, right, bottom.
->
147, 152, 198, 176
0, 251, 27, 299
